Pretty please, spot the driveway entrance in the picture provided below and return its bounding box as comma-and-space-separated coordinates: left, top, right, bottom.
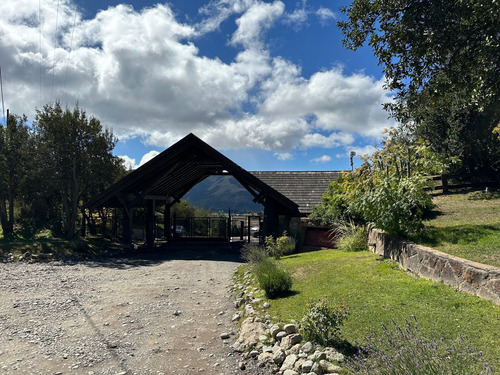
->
0, 245, 261, 374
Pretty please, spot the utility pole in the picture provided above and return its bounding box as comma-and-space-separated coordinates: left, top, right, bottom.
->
350, 151, 356, 171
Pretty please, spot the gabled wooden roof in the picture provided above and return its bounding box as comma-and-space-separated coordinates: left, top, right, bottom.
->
85, 133, 300, 215
250, 171, 342, 214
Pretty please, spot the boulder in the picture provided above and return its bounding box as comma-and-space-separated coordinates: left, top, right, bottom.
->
232, 317, 266, 352
284, 323, 297, 334
280, 354, 297, 371
272, 348, 286, 365
319, 359, 342, 374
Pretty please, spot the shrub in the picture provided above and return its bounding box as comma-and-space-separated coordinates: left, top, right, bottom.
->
349, 175, 434, 236
276, 231, 296, 255
265, 235, 280, 258
254, 257, 293, 299
336, 224, 368, 252
300, 297, 349, 347
345, 316, 493, 375
265, 231, 296, 259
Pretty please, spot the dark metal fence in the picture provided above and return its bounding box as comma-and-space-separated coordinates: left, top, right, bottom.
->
173, 216, 229, 240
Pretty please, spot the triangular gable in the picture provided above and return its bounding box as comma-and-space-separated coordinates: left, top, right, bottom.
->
85, 133, 300, 216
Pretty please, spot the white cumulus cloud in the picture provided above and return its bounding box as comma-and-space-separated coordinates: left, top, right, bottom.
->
0, 0, 393, 163
310, 155, 332, 163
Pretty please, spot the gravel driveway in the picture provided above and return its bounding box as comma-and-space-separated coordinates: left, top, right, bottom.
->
0, 244, 251, 375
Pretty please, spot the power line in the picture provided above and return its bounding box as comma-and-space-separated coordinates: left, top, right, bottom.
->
63, 5, 78, 102
39, 0, 42, 106
51, 0, 61, 100
0, 65, 5, 126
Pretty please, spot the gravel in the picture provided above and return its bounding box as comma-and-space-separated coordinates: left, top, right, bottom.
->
0, 245, 262, 375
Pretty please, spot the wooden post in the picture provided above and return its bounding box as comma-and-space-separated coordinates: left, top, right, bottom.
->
441, 173, 449, 194
247, 215, 251, 243
164, 203, 172, 240
122, 206, 133, 249
263, 201, 278, 239
81, 209, 86, 237
145, 199, 155, 248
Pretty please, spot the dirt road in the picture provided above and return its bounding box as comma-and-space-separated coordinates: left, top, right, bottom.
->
0, 244, 252, 375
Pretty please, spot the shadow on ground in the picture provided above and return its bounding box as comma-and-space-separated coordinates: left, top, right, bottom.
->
59, 241, 247, 270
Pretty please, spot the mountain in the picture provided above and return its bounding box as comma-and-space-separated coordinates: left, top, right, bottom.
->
183, 175, 263, 214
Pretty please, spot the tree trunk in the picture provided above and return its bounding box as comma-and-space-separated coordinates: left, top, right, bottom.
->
0, 198, 9, 235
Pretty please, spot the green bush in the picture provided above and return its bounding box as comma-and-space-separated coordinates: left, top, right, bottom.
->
349, 175, 434, 236
311, 132, 448, 237
300, 297, 349, 347
265, 231, 296, 259
336, 224, 368, 252
254, 257, 293, 299
345, 316, 493, 375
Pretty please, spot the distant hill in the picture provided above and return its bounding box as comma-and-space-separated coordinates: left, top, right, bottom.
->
183, 175, 263, 214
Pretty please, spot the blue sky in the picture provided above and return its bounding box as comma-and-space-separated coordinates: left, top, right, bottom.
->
0, 0, 394, 171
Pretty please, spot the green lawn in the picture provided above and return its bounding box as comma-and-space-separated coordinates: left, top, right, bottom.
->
410, 190, 500, 267
260, 249, 500, 370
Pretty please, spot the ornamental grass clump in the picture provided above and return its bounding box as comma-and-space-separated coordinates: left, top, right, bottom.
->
345, 316, 493, 375
254, 256, 293, 299
241, 243, 268, 264
300, 297, 350, 347
332, 220, 369, 252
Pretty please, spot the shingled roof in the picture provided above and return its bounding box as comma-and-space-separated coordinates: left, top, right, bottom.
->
250, 171, 342, 215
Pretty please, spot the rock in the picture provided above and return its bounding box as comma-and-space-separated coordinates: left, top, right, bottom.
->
324, 347, 345, 363
301, 359, 314, 372
311, 362, 323, 375
249, 350, 259, 358
280, 354, 297, 371
262, 345, 273, 353
309, 350, 326, 362
258, 352, 273, 364
319, 359, 342, 374
283, 370, 299, 375
232, 313, 241, 322
276, 331, 288, 341
301, 341, 313, 354
238, 361, 246, 370
263, 302, 271, 308
280, 333, 302, 350
220, 332, 231, 339
289, 343, 301, 354
272, 348, 286, 365
269, 324, 282, 339
283, 323, 297, 334
232, 317, 266, 352
293, 358, 305, 372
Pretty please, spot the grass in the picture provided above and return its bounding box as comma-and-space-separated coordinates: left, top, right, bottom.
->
261, 249, 500, 370
410, 189, 500, 267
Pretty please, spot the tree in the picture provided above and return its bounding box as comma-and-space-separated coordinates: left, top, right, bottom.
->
338, 0, 500, 175
0, 112, 31, 236
33, 102, 124, 238
312, 128, 448, 236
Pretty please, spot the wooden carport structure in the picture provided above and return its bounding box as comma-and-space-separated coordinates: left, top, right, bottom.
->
84, 133, 300, 248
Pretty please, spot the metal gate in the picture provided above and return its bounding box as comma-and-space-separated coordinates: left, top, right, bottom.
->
170, 215, 262, 242
230, 215, 262, 243
172, 216, 229, 240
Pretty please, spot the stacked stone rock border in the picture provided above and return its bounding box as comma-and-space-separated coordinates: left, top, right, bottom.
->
368, 228, 500, 305
227, 270, 345, 374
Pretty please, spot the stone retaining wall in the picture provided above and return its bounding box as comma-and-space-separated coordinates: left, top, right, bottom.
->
368, 228, 500, 305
